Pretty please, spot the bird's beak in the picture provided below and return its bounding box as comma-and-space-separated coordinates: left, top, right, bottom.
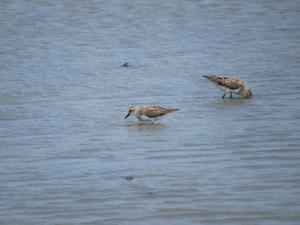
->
125, 112, 130, 119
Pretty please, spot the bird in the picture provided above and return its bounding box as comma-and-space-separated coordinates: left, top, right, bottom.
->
125, 105, 178, 122
203, 75, 252, 99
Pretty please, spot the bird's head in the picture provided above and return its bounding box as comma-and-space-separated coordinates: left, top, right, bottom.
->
125, 106, 139, 119
242, 86, 253, 99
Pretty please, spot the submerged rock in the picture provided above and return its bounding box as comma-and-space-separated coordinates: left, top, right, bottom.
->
125, 176, 134, 181
121, 62, 131, 67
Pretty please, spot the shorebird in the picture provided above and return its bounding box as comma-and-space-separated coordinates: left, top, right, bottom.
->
125, 105, 178, 122
203, 75, 252, 99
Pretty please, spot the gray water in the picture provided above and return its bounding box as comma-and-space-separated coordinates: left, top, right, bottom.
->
1, 0, 300, 224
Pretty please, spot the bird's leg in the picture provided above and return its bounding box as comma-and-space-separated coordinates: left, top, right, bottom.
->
230, 92, 233, 99
222, 93, 226, 99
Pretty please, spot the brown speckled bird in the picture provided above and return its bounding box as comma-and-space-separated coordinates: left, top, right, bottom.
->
203, 75, 252, 99
125, 105, 178, 122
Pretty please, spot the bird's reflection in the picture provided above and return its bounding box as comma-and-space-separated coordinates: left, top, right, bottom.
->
212, 98, 252, 106
126, 122, 168, 132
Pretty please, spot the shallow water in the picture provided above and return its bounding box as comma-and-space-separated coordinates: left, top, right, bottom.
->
1, 0, 300, 224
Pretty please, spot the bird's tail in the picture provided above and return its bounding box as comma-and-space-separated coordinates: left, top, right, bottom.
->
203, 75, 220, 83
169, 108, 179, 113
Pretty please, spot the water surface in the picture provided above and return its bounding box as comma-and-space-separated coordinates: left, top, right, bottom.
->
1, 0, 300, 224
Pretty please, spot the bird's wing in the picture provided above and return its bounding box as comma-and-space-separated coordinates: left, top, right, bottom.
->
142, 106, 167, 118
204, 75, 241, 90
221, 77, 242, 90
143, 106, 176, 118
